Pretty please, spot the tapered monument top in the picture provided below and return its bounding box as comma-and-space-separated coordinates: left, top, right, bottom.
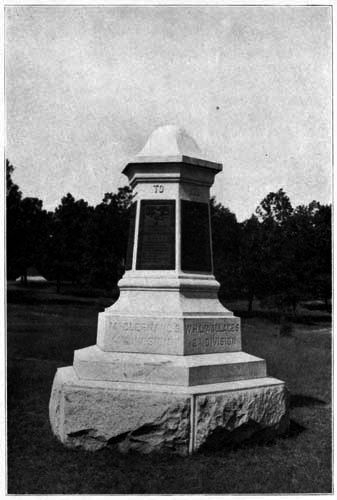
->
123, 125, 223, 174
137, 125, 202, 158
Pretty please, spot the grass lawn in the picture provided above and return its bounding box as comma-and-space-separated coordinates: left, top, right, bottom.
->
6, 284, 332, 494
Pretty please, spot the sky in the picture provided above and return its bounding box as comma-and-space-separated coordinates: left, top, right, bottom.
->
5, 5, 332, 221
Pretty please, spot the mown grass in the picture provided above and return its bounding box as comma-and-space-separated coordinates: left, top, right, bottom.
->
6, 284, 332, 494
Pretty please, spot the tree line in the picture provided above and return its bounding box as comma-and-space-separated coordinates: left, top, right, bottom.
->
211, 192, 331, 318
7, 160, 133, 291
7, 159, 331, 316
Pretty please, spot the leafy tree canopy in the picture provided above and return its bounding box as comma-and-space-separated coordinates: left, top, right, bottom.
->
256, 188, 293, 225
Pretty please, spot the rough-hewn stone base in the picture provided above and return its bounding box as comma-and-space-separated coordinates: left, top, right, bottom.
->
49, 366, 289, 455
194, 385, 289, 451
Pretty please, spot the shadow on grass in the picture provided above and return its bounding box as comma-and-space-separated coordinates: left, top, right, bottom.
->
290, 394, 328, 408
284, 419, 306, 438
198, 418, 306, 456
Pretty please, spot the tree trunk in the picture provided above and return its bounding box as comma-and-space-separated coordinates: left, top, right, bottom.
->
56, 264, 61, 294
324, 294, 330, 312
247, 293, 254, 313
279, 312, 293, 337
292, 299, 297, 315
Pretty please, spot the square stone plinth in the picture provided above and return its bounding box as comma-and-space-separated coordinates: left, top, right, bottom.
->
73, 345, 266, 386
49, 366, 289, 455
97, 313, 241, 355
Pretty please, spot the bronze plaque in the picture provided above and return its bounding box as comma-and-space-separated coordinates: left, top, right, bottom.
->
125, 202, 137, 270
136, 200, 176, 270
181, 200, 212, 272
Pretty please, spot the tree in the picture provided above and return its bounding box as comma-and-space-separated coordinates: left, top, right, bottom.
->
6, 160, 22, 279
254, 189, 331, 333
18, 197, 49, 284
255, 189, 296, 334
6, 159, 21, 201
290, 201, 331, 310
312, 203, 331, 309
239, 215, 264, 312
50, 194, 93, 290
210, 198, 241, 300
256, 188, 293, 225
6, 160, 49, 282
83, 186, 134, 288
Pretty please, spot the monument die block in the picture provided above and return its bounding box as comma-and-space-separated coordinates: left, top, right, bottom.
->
97, 313, 241, 355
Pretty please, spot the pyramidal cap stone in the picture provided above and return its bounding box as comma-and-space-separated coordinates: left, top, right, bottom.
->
49, 124, 289, 455
137, 125, 202, 158
125, 124, 222, 170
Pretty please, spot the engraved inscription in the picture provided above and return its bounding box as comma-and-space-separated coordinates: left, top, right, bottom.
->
102, 316, 241, 355
181, 200, 212, 272
190, 335, 236, 348
184, 318, 241, 353
106, 317, 181, 349
137, 200, 175, 270
153, 184, 164, 193
185, 321, 240, 334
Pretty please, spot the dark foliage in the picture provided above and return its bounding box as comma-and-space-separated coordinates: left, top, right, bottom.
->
82, 188, 134, 288
210, 197, 240, 299
254, 190, 331, 318
6, 160, 51, 281
6, 160, 22, 279
6, 160, 134, 290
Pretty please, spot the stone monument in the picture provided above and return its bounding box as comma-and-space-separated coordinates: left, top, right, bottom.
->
49, 125, 289, 455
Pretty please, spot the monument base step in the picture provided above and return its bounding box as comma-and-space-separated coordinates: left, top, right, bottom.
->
49, 366, 289, 455
73, 345, 266, 386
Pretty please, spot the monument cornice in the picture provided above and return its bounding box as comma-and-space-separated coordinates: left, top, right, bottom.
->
123, 154, 222, 172
128, 176, 214, 189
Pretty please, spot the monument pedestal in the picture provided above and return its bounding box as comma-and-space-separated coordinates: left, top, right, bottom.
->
49, 125, 289, 454
50, 366, 288, 455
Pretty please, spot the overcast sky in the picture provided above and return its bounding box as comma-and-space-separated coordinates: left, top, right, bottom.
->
5, 5, 332, 221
